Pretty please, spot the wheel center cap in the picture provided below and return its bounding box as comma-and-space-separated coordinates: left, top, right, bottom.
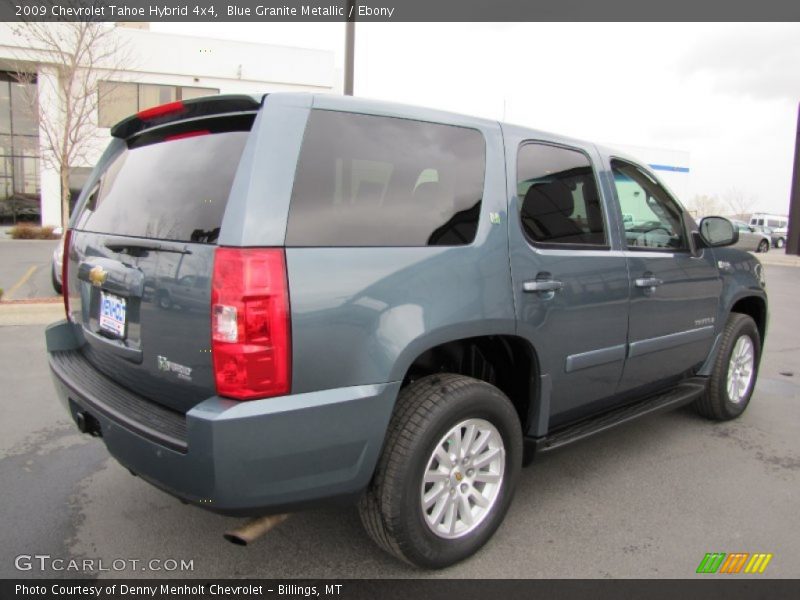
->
454, 471, 463, 481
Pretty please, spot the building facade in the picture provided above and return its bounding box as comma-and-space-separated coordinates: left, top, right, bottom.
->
0, 23, 337, 226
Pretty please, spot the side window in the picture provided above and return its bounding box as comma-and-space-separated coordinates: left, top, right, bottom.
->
516, 143, 606, 246
611, 160, 687, 251
287, 110, 486, 247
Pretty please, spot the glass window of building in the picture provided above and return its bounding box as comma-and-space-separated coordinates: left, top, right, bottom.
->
98, 81, 220, 128
138, 84, 177, 112
0, 72, 40, 224
98, 82, 138, 129
180, 86, 219, 101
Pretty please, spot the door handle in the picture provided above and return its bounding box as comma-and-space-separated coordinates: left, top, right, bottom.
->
523, 279, 564, 293
635, 277, 663, 288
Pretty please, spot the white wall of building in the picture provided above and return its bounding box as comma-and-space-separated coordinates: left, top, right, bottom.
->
0, 24, 338, 226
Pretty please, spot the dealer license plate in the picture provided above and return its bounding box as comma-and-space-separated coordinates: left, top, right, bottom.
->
99, 291, 127, 337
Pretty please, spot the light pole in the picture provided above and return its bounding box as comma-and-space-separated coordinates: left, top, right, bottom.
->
344, 1, 355, 96
787, 103, 800, 255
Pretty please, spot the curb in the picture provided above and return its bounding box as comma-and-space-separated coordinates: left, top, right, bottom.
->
0, 301, 65, 326
756, 253, 800, 268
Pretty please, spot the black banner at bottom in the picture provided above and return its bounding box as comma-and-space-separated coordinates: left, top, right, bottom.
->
2, 579, 799, 600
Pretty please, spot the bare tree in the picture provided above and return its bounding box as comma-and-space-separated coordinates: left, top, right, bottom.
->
722, 187, 757, 219
685, 194, 726, 218
10, 20, 131, 228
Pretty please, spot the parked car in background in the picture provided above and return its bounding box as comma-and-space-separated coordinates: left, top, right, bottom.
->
733, 220, 771, 253
749, 213, 788, 248
51, 238, 64, 294
756, 225, 788, 250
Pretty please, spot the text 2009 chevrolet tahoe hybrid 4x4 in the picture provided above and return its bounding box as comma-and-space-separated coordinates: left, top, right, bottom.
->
46, 93, 767, 568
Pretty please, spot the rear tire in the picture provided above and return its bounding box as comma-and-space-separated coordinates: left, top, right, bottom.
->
776, 237, 785, 249
757, 240, 769, 253
694, 313, 760, 421
359, 374, 522, 569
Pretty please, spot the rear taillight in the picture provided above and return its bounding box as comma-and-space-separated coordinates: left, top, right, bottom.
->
211, 248, 291, 401
61, 229, 72, 321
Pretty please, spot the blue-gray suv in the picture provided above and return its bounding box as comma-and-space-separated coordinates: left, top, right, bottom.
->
46, 93, 767, 568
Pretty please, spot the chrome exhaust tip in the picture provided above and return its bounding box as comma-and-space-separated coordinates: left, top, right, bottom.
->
223, 514, 289, 546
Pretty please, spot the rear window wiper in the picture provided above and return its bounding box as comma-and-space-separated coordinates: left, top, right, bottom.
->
104, 240, 193, 257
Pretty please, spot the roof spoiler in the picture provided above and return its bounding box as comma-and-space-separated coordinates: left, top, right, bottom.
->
110, 94, 263, 140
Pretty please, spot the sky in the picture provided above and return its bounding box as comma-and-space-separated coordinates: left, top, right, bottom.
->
153, 22, 800, 215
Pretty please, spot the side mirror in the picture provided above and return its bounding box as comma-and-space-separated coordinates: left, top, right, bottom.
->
699, 216, 739, 247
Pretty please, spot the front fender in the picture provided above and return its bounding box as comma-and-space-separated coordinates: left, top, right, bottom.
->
711, 246, 768, 335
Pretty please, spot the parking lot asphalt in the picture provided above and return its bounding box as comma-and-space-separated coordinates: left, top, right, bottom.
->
0, 238, 60, 301
0, 265, 798, 579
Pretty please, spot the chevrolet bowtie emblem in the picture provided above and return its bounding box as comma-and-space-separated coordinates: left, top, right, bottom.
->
88, 265, 107, 287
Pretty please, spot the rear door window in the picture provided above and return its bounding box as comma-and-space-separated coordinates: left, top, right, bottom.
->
76, 130, 249, 244
516, 143, 607, 246
287, 110, 486, 246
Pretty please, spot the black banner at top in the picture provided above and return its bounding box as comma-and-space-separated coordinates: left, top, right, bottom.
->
2, 0, 800, 22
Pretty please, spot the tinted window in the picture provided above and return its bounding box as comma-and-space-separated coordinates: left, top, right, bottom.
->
287, 110, 485, 247
77, 131, 248, 244
516, 143, 606, 246
612, 160, 687, 250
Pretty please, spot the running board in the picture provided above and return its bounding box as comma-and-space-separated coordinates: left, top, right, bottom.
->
534, 380, 707, 453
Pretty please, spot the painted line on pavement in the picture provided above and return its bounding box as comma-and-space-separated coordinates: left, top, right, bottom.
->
4, 265, 38, 300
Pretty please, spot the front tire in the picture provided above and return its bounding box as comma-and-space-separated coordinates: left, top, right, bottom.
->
157, 293, 172, 310
757, 240, 770, 253
359, 374, 522, 569
694, 313, 760, 421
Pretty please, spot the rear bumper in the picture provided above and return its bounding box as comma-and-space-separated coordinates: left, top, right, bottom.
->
46, 320, 399, 516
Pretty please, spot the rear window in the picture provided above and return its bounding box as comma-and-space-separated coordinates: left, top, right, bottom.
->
286, 110, 486, 247
76, 130, 249, 244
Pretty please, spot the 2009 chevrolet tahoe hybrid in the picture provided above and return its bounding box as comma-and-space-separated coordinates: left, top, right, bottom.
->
46, 93, 767, 568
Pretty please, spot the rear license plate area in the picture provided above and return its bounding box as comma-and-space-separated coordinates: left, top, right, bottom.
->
99, 291, 127, 338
